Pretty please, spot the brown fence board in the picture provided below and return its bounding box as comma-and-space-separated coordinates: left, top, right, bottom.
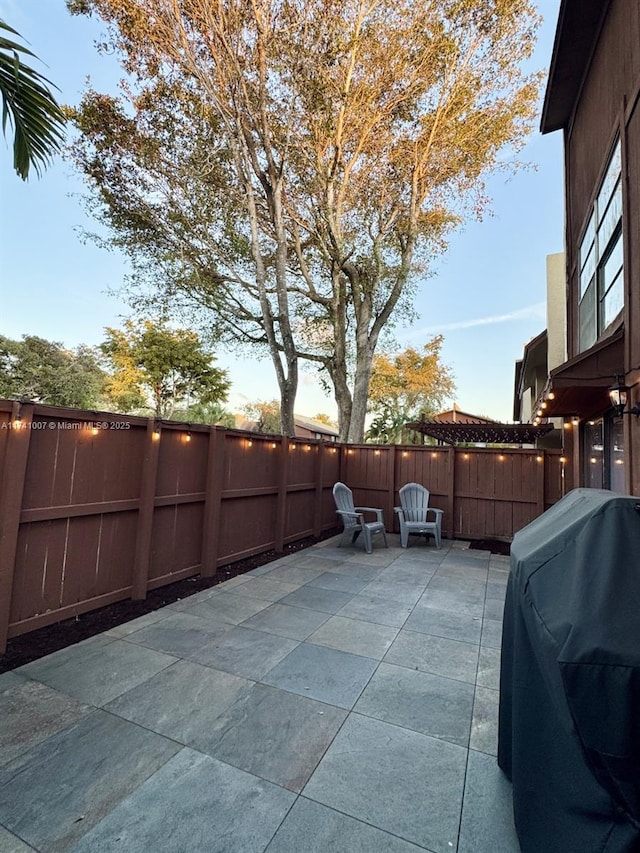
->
0, 400, 567, 650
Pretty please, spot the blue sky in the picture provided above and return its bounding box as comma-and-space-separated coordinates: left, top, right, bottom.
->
0, 0, 563, 423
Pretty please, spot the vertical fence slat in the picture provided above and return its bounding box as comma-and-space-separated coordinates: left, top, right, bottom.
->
275, 436, 290, 552
0, 403, 33, 653
131, 419, 161, 600
201, 427, 225, 577
446, 446, 456, 540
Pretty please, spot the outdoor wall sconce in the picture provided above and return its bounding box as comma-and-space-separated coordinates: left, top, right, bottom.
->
608, 376, 640, 417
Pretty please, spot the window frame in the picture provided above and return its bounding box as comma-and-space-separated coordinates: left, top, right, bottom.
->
577, 139, 624, 352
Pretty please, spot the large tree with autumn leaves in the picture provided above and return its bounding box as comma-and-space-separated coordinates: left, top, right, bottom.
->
67, 0, 542, 441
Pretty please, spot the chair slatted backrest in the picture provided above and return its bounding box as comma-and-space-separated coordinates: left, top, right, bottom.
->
333, 482, 355, 514
399, 483, 430, 522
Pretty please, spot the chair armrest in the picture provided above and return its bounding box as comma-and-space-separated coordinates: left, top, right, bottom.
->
355, 506, 384, 523
426, 508, 444, 520
336, 509, 364, 524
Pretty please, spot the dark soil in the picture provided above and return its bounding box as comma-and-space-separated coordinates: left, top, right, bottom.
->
468, 539, 512, 557
0, 534, 510, 673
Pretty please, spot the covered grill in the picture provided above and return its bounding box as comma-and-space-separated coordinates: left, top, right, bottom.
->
498, 488, 640, 852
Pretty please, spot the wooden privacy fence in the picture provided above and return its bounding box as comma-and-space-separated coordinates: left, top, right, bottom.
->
0, 401, 565, 651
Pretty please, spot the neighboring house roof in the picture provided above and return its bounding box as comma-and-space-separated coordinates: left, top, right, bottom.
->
431, 403, 498, 425
513, 329, 548, 420
294, 415, 338, 437
540, 0, 611, 133
232, 413, 338, 437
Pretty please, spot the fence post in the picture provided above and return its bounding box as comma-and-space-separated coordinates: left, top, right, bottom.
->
446, 446, 456, 540
536, 450, 546, 517
201, 427, 225, 577
0, 402, 33, 653
386, 445, 396, 532
131, 418, 161, 600
275, 436, 290, 552
313, 442, 324, 537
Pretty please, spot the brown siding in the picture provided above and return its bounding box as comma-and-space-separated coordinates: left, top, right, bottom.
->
561, 0, 640, 494
567, 0, 640, 252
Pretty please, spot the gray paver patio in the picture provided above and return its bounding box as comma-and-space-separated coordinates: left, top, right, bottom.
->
0, 535, 520, 852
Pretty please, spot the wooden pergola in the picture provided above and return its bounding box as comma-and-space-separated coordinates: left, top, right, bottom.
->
405, 418, 554, 446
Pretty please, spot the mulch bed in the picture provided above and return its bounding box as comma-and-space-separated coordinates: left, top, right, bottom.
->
0, 534, 510, 674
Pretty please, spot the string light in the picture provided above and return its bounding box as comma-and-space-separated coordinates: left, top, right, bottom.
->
185, 431, 192, 443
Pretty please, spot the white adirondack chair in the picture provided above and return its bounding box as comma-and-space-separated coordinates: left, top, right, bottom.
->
332, 482, 388, 554
394, 482, 443, 549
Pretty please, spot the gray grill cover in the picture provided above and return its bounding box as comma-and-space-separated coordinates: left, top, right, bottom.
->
498, 488, 640, 853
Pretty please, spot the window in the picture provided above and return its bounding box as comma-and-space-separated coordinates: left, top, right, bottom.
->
578, 140, 623, 351
582, 414, 625, 491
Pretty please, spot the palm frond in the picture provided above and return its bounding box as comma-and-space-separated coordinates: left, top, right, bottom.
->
0, 19, 66, 180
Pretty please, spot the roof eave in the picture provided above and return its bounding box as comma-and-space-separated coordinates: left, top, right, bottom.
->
540, 0, 611, 135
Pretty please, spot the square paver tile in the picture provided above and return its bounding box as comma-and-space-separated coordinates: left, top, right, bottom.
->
458, 750, 519, 852
354, 662, 474, 747
0, 825, 36, 852
241, 603, 330, 641
360, 580, 424, 606
187, 626, 299, 679
435, 563, 488, 583
228, 576, 301, 602
404, 605, 482, 644
70, 747, 295, 853
16, 634, 114, 677
477, 645, 501, 691
384, 630, 479, 683
261, 564, 326, 585
278, 585, 355, 614
105, 608, 171, 638
122, 611, 234, 658
307, 615, 399, 660
481, 618, 504, 649
267, 796, 429, 853
181, 591, 273, 625
262, 642, 377, 709
324, 561, 385, 581
337, 593, 413, 628
16, 638, 176, 707
470, 686, 500, 756
0, 710, 180, 851
0, 676, 92, 767
304, 713, 466, 852
194, 683, 347, 792
306, 572, 370, 594
484, 597, 506, 621
375, 562, 436, 586
104, 660, 253, 744
345, 550, 396, 567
